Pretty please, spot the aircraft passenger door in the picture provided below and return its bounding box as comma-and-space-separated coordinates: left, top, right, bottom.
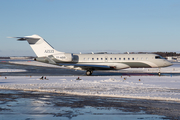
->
105, 56, 108, 62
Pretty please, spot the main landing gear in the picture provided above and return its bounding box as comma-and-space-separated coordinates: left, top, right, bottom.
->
86, 70, 93, 76
158, 68, 161, 76
158, 72, 161, 76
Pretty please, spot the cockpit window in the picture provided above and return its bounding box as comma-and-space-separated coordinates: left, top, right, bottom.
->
155, 56, 164, 59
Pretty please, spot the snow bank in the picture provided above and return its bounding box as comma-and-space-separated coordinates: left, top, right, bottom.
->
0, 76, 180, 102
0, 69, 27, 72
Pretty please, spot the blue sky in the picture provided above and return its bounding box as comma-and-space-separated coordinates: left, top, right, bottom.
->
0, 0, 180, 56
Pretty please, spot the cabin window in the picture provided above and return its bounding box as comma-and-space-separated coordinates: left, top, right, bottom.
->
119, 58, 121, 60
84, 58, 86, 60
101, 58, 103, 60
132, 58, 134, 60
146, 57, 148, 60
155, 56, 164, 59
97, 58, 99, 60
88, 58, 89, 60
114, 58, 116, 60
123, 58, 125, 60
141, 58, 143, 60
105, 58, 107, 60
128, 58, 130, 60
136, 58, 138, 60
110, 58, 112, 60
92, 58, 94, 60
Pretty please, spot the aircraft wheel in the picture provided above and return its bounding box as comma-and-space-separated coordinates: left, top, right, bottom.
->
86, 70, 93, 76
158, 72, 161, 76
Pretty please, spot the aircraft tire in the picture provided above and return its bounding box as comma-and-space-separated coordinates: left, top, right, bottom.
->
86, 70, 93, 76
158, 72, 161, 76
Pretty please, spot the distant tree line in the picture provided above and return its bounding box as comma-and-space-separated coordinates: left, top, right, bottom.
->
0, 57, 10, 59
0, 56, 35, 59
128, 52, 180, 57
153, 52, 180, 57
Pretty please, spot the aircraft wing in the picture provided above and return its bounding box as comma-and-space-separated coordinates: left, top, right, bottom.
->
57, 63, 129, 70
34, 57, 117, 70
73, 64, 112, 70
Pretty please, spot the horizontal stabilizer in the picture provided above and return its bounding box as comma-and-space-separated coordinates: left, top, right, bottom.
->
8, 36, 40, 41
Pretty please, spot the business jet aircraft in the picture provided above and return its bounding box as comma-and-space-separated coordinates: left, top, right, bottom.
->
11, 34, 172, 75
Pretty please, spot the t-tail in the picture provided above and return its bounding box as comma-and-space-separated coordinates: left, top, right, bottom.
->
11, 34, 63, 57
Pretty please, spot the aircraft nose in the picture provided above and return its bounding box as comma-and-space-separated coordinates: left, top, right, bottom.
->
165, 61, 173, 67
169, 62, 173, 66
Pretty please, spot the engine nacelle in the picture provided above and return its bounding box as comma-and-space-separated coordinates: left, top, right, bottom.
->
54, 53, 73, 62
34, 57, 49, 63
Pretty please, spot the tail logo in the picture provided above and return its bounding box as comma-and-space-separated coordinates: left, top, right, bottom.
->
44, 50, 54, 53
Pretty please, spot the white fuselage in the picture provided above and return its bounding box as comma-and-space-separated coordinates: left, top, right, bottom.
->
52, 53, 172, 70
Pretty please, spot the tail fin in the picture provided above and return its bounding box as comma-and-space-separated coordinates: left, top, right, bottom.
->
11, 34, 63, 57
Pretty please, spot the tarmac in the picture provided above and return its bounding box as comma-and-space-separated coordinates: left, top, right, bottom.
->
0, 90, 179, 120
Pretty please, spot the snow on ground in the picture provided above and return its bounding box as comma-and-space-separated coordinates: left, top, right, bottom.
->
120, 67, 180, 73
0, 76, 180, 102
0, 69, 27, 72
